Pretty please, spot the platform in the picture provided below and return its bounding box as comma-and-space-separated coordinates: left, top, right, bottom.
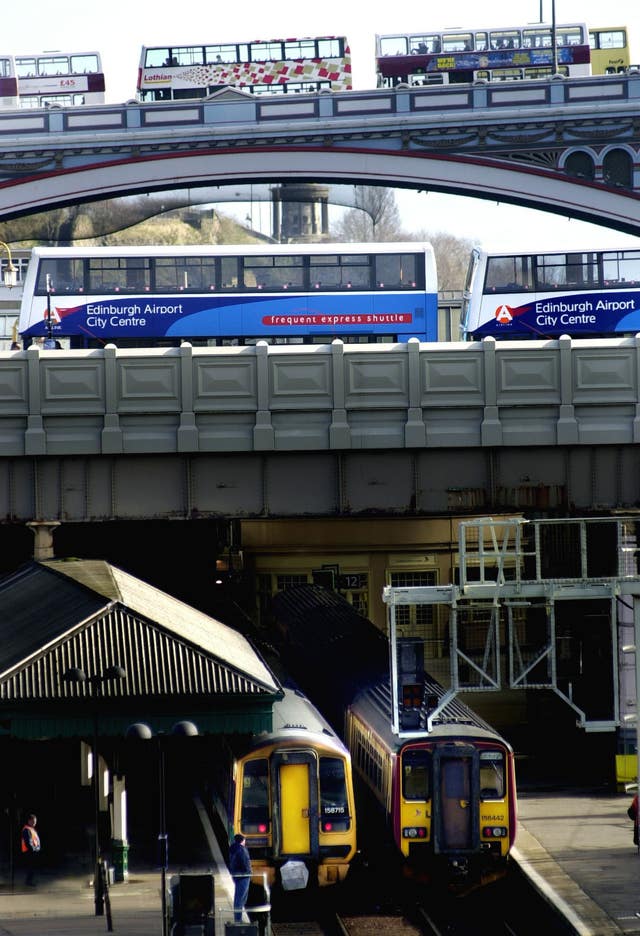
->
515, 792, 640, 935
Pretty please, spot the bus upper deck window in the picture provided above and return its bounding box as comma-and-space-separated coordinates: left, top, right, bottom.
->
379, 36, 407, 56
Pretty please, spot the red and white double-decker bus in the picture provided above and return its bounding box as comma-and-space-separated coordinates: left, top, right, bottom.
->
0, 55, 18, 108
15, 51, 105, 108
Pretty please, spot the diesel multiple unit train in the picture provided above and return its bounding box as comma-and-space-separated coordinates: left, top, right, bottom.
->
229, 681, 357, 891
269, 585, 517, 889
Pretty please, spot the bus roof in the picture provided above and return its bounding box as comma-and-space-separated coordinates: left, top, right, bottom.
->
28, 242, 433, 258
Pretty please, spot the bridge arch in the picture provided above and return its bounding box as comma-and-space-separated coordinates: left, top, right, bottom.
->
562, 150, 597, 182
3, 147, 640, 236
602, 146, 635, 188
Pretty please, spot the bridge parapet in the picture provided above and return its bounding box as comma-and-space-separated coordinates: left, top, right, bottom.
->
0, 73, 639, 145
1, 336, 640, 457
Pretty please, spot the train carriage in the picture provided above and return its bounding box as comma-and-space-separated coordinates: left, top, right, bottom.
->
346, 676, 516, 886
232, 684, 357, 890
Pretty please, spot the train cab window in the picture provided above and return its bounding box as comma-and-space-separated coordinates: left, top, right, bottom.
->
319, 756, 351, 831
240, 758, 269, 833
480, 751, 505, 799
402, 748, 431, 800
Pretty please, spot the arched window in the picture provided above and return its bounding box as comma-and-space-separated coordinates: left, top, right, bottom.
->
564, 151, 595, 181
603, 148, 633, 188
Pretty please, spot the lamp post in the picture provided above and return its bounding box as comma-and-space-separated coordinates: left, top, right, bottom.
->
63, 664, 127, 928
547, 0, 559, 75
0, 241, 17, 288
126, 721, 199, 936
45, 273, 54, 344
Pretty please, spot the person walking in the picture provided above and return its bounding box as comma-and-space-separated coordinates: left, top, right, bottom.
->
229, 833, 252, 922
21, 814, 41, 887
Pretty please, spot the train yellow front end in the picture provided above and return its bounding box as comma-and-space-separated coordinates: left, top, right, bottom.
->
233, 689, 357, 890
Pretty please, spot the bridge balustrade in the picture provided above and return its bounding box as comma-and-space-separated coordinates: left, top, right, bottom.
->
0, 73, 638, 142
1, 336, 640, 457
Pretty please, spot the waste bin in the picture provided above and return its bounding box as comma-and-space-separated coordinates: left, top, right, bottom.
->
111, 840, 129, 882
170, 872, 215, 936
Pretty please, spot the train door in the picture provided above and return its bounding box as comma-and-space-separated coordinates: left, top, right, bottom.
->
271, 750, 319, 859
432, 743, 480, 853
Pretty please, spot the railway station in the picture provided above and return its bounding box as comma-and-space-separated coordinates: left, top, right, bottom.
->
1, 12, 640, 933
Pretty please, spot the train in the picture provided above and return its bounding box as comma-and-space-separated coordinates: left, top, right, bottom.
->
270, 585, 517, 889
226, 680, 357, 891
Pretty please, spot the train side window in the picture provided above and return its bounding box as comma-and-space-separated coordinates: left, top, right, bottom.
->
241, 758, 269, 832
402, 748, 431, 800
480, 751, 505, 799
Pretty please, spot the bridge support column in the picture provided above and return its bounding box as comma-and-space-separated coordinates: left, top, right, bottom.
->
26, 520, 61, 560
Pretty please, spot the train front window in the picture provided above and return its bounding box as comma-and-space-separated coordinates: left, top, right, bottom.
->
319, 756, 350, 830
241, 758, 269, 832
402, 748, 431, 800
480, 751, 505, 799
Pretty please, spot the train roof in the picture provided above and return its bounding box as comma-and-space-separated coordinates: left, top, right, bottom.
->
349, 676, 512, 753
246, 685, 349, 756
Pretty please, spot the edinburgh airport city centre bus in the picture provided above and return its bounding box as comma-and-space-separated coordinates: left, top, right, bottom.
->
137, 35, 351, 101
19, 243, 437, 348
461, 246, 640, 340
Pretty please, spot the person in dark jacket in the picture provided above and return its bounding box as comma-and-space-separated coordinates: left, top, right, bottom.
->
229, 833, 252, 921
628, 794, 639, 846
21, 814, 41, 887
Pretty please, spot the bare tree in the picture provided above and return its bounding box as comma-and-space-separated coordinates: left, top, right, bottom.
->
331, 186, 411, 242
418, 230, 478, 292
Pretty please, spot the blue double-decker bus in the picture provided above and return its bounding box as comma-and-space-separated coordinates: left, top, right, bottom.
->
18, 243, 438, 348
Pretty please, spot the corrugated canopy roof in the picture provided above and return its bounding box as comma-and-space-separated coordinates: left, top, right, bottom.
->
0, 560, 279, 705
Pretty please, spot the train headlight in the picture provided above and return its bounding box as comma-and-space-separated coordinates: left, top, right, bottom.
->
402, 827, 427, 839
482, 826, 507, 838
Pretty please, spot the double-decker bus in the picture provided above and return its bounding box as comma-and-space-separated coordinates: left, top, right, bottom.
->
461, 246, 640, 340
0, 55, 18, 108
137, 35, 351, 102
18, 242, 437, 348
589, 26, 632, 74
14, 51, 105, 108
375, 22, 591, 87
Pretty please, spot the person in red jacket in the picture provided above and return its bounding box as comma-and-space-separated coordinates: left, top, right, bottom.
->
21, 814, 41, 887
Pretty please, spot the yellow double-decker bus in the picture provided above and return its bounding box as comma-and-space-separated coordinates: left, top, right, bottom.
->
589, 26, 631, 74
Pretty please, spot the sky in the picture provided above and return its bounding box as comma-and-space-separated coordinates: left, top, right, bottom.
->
3, 0, 640, 252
